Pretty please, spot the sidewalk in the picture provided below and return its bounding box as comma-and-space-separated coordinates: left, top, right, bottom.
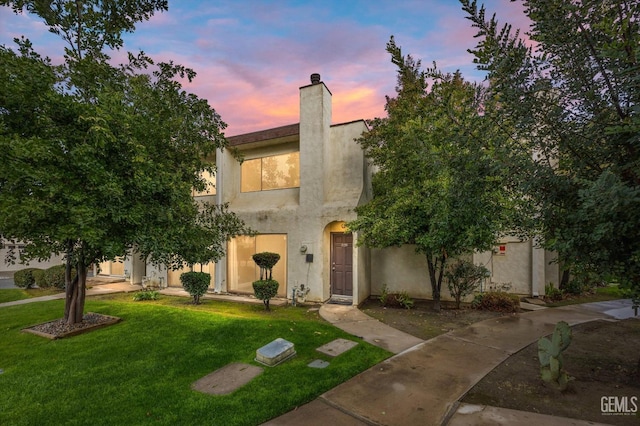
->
265, 299, 637, 426
0, 281, 287, 308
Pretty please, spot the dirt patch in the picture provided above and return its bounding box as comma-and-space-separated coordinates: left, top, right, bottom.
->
360, 298, 504, 341
192, 363, 263, 395
22, 312, 121, 339
463, 319, 640, 425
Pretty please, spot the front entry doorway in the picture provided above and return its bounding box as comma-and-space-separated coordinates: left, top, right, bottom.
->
330, 233, 353, 296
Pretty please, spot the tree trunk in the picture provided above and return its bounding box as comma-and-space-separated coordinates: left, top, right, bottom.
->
426, 252, 448, 312
64, 258, 87, 325
426, 255, 441, 312
559, 268, 570, 291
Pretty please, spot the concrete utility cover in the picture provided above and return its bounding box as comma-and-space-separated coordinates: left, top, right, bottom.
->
256, 338, 296, 366
191, 363, 263, 395
316, 338, 358, 357
308, 359, 330, 369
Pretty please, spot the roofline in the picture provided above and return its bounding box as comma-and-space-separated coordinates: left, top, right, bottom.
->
227, 123, 300, 146
226, 118, 368, 147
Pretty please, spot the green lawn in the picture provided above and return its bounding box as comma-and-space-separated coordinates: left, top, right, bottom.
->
545, 285, 626, 307
0, 288, 63, 304
0, 289, 31, 303
0, 294, 390, 425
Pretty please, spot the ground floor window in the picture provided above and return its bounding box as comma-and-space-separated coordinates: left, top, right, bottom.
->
167, 263, 215, 288
228, 234, 287, 297
99, 258, 125, 276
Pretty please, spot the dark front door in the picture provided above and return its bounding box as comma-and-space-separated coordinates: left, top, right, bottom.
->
331, 233, 353, 296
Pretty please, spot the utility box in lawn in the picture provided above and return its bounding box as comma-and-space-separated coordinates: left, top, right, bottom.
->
255, 338, 296, 367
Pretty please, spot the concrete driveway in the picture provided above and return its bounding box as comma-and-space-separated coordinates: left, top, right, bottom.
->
0, 272, 16, 289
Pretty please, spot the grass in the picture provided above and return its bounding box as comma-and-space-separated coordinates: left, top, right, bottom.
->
0, 289, 31, 303
0, 288, 62, 304
0, 293, 390, 426
544, 285, 626, 307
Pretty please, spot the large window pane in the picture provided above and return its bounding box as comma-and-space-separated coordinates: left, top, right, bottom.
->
241, 158, 262, 192
262, 152, 300, 190
241, 152, 299, 192
228, 234, 287, 296
167, 262, 215, 288
193, 170, 216, 196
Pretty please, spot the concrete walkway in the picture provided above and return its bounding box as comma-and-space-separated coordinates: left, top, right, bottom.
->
0, 281, 288, 308
265, 299, 637, 426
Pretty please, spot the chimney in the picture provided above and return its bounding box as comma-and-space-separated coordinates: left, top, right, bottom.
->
299, 73, 331, 208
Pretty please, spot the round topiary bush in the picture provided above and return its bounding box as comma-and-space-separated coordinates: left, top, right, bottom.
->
43, 265, 76, 289
252, 252, 280, 280
13, 268, 41, 288
252, 279, 279, 311
32, 269, 45, 288
180, 271, 211, 304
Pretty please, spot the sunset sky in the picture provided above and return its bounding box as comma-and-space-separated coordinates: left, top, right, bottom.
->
0, 0, 530, 136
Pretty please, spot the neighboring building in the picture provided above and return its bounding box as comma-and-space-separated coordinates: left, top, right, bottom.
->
101, 74, 561, 304
0, 239, 65, 273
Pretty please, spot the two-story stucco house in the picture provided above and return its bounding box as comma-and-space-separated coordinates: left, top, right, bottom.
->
101, 73, 560, 305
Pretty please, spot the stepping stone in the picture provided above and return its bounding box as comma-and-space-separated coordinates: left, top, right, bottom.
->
191, 363, 263, 395
308, 359, 330, 369
255, 338, 296, 367
316, 338, 358, 357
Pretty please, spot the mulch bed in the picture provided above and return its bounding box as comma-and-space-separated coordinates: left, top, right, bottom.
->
22, 313, 121, 339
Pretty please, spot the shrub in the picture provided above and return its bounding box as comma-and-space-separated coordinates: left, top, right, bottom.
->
13, 268, 41, 288
395, 291, 414, 309
252, 252, 281, 311
378, 285, 414, 309
252, 279, 279, 311
545, 282, 564, 301
473, 291, 520, 313
563, 279, 585, 296
43, 265, 76, 289
446, 260, 489, 309
180, 271, 210, 304
471, 293, 484, 309
252, 252, 280, 280
32, 269, 45, 287
379, 284, 389, 306
133, 290, 160, 301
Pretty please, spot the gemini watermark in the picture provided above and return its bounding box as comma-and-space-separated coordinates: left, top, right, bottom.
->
601, 396, 638, 416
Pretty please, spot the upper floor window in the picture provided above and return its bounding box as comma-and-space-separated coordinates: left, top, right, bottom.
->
241, 152, 300, 192
193, 170, 216, 197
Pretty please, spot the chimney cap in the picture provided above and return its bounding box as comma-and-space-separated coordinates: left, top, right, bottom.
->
310, 73, 321, 84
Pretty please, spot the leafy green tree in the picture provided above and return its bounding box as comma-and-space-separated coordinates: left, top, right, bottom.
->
0, 1, 250, 324
348, 37, 512, 311
461, 0, 640, 298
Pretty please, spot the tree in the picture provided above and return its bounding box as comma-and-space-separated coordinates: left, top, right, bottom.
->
0, 1, 250, 324
445, 259, 489, 309
460, 0, 640, 300
348, 37, 512, 311
252, 252, 281, 311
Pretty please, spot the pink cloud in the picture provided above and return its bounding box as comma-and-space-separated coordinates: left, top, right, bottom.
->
0, 0, 537, 138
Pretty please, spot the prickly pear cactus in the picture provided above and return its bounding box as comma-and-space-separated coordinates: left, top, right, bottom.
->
538, 321, 574, 391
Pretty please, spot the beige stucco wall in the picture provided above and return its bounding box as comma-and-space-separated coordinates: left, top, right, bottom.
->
0, 246, 65, 273
472, 239, 561, 296
371, 245, 434, 300
208, 80, 368, 305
